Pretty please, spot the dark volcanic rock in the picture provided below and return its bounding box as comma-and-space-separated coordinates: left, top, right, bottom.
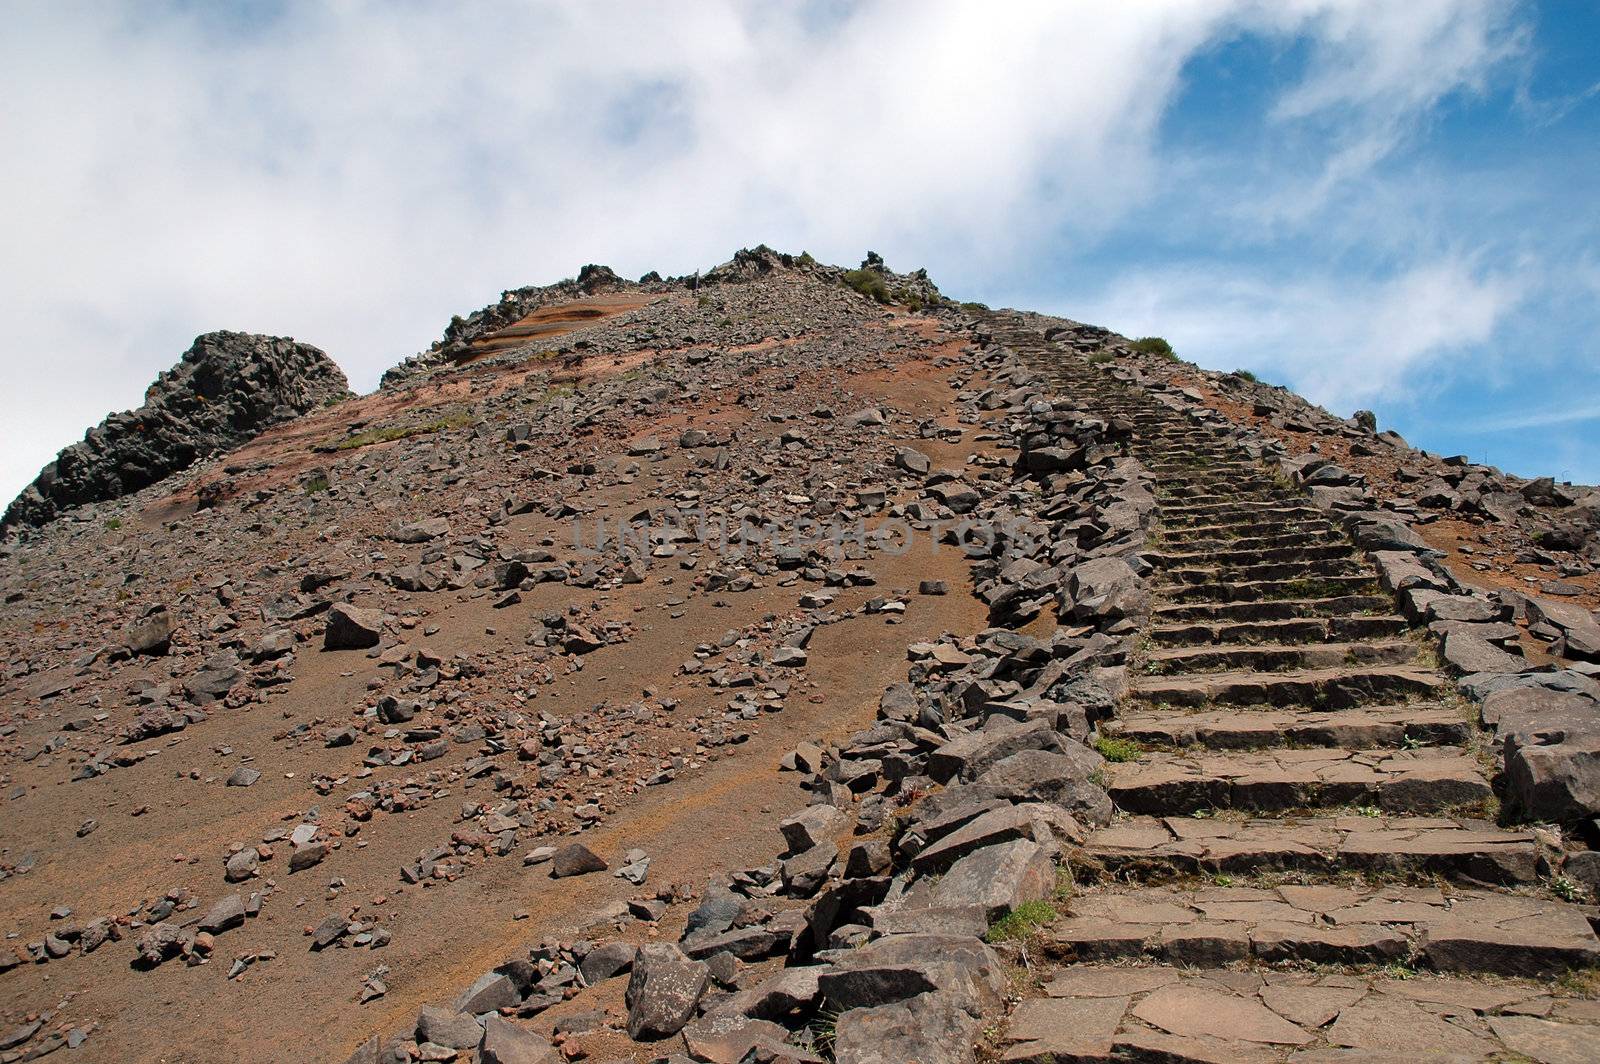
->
4, 331, 348, 533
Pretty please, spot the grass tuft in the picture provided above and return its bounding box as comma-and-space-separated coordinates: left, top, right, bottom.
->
985, 900, 1056, 943
1094, 735, 1142, 763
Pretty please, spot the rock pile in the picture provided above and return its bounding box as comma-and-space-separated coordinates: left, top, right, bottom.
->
3, 331, 348, 532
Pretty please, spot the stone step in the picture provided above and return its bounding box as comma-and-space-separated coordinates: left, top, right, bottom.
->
1154, 595, 1395, 623
1162, 504, 1328, 527
1158, 519, 1341, 545
1148, 544, 1358, 569
1085, 814, 1540, 885
1129, 664, 1447, 708
1158, 482, 1285, 498
1155, 557, 1373, 589
1105, 748, 1493, 816
1141, 639, 1422, 676
1160, 481, 1284, 498
999, 961, 1600, 1062
1149, 615, 1412, 647
1106, 704, 1471, 750
1038, 884, 1599, 979
1157, 529, 1347, 553
1160, 574, 1380, 604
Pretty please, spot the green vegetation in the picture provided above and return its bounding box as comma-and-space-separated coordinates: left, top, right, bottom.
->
1551, 874, 1586, 902
103, 517, 122, 530
959, 301, 990, 315
796, 250, 816, 266
1130, 336, 1176, 360
843, 268, 892, 304
984, 900, 1056, 943
1094, 735, 1142, 763
327, 411, 476, 452
303, 475, 330, 494
1233, 369, 1259, 383
1087, 351, 1115, 366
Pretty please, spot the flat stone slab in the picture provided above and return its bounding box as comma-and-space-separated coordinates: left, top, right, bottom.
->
1110, 705, 1470, 750
1130, 665, 1447, 708
1039, 883, 1600, 977
1107, 748, 1492, 815
999, 964, 1600, 1063
1086, 813, 1540, 885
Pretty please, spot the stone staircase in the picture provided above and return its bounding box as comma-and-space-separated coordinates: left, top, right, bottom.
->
983, 317, 1600, 1062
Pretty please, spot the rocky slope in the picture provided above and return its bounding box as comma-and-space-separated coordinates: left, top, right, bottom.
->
0, 251, 1597, 1064
2, 331, 349, 533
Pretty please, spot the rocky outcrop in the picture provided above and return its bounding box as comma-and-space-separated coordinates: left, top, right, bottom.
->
3, 331, 347, 533
379, 246, 947, 389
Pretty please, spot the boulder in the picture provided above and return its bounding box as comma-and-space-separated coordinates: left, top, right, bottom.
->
324, 603, 385, 650
550, 843, 607, 878
819, 934, 1005, 1018
1505, 717, 1600, 824
779, 804, 847, 854
927, 839, 1056, 920
479, 1017, 557, 1064
415, 1006, 482, 1050
124, 609, 175, 656
579, 941, 637, 985
926, 719, 1060, 784
198, 893, 246, 934
625, 944, 709, 1040
831, 991, 981, 1064
1441, 629, 1524, 676
388, 517, 450, 543
455, 971, 521, 1015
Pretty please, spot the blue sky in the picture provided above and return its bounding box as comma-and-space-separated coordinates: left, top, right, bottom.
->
1, 1, 1597, 503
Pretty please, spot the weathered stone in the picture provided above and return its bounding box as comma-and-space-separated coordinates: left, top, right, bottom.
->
479, 1016, 557, 1064
779, 803, 847, 854
1131, 984, 1309, 1045
415, 1006, 482, 1050
578, 941, 636, 984
324, 603, 385, 650
625, 943, 708, 1040
550, 843, 607, 878
831, 991, 981, 1064
198, 893, 246, 934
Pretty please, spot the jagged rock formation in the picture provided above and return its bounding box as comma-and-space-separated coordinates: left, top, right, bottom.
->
2, 331, 348, 533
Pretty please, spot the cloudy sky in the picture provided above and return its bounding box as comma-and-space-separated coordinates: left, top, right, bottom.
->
2, 0, 1598, 504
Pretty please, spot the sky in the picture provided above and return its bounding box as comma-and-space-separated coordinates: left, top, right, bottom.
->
2, 0, 1598, 505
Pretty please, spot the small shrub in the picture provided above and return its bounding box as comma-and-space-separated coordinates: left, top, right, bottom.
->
1233, 369, 1259, 383
960, 301, 990, 315
796, 251, 816, 267
984, 900, 1056, 943
843, 269, 892, 304
1130, 336, 1176, 359
1094, 735, 1142, 763
303, 475, 330, 494
1087, 351, 1115, 366
1551, 874, 1586, 902
104, 517, 122, 530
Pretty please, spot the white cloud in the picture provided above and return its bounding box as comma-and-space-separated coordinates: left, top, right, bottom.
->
1071, 255, 1529, 411
0, 0, 1532, 504
1475, 401, 1600, 432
